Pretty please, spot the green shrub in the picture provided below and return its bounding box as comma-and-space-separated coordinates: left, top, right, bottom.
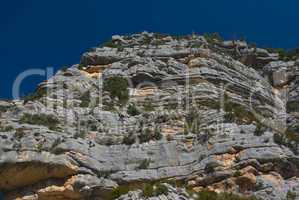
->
286, 190, 297, 200
15, 128, 26, 139
233, 170, 242, 177
23, 87, 47, 104
195, 190, 258, 200
0, 124, 13, 132
223, 95, 256, 124
77, 64, 85, 70
143, 183, 154, 198
74, 130, 87, 139
60, 66, 68, 72
254, 123, 265, 136
287, 101, 299, 113
267, 48, 299, 61
273, 132, 298, 155
79, 91, 91, 107
204, 32, 223, 44
154, 184, 169, 196
108, 186, 130, 200
122, 134, 136, 145
137, 159, 151, 170
102, 40, 122, 49
139, 128, 153, 143
20, 113, 59, 131
143, 98, 155, 112
103, 77, 129, 106
153, 127, 163, 141
127, 103, 141, 116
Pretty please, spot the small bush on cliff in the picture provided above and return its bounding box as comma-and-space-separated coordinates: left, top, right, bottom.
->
23, 87, 47, 104
127, 103, 141, 116
122, 133, 136, 145
154, 184, 169, 196
137, 159, 151, 170
254, 122, 265, 136
286, 190, 297, 200
204, 32, 223, 44
79, 90, 91, 107
195, 190, 258, 200
103, 77, 129, 106
139, 128, 163, 143
109, 186, 130, 200
143, 98, 155, 112
20, 113, 59, 131
273, 132, 298, 155
142, 183, 169, 197
143, 183, 154, 197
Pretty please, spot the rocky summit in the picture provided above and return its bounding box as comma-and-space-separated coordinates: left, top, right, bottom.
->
0, 32, 299, 200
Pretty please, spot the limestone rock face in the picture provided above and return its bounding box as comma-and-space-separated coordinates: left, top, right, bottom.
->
0, 32, 298, 200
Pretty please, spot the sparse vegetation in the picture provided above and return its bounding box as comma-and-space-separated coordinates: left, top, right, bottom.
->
23, 87, 47, 104
108, 186, 130, 200
143, 183, 168, 198
20, 113, 59, 131
223, 94, 256, 125
127, 103, 141, 116
254, 122, 265, 136
102, 40, 123, 50
143, 183, 154, 197
15, 128, 26, 139
287, 101, 299, 113
143, 98, 155, 112
122, 133, 136, 145
267, 48, 299, 61
153, 127, 163, 141
0, 124, 13, 132
77, 64, 85, 70
286, 190, 297, 200
194, 190, 258, 200
139, 127, 163, 143
79, 90, 91, 107
273, 131, 299, 155
137, 159, 151, 170
185, 109, 201, 134
103, 77, 129, 106
204, 32, 223, 44
154, 184, 169, 196
233, 170, 242, 177
74, 130, 87, 139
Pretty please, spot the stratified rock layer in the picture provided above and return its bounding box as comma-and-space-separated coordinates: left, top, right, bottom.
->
0, 32, 298, 200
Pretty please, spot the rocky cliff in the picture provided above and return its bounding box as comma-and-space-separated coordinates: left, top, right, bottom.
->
0, 32, 298, 200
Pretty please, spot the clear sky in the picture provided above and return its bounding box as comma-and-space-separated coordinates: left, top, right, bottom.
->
1, 0, 299, 99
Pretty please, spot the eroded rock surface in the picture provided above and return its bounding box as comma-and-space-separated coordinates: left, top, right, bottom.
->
0, 32, 298, 200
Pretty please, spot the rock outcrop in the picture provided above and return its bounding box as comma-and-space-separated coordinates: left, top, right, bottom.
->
0, 32, 298, 200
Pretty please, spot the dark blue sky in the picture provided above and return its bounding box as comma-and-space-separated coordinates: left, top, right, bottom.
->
1, 0, 299, 99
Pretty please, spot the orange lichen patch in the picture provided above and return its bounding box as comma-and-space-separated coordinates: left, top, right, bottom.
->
85, 65, 108, 74
161, 124, 184, 136
207, 178, 237, 194
82, 65, 109, 78
189, 77, 209, 85
214, 154, 237, 169
88, 132, 97, 140
184, 138, 195, 150
37, 176, 81, 200
261, 172, 284, 187
192, 186, 204, 193
132, 87, 157, 97
240, 166, 259, 176
207, 142, 213, 150
0, 162, 78, 191
66, 151, 86, 161
235, 173, 257, 192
